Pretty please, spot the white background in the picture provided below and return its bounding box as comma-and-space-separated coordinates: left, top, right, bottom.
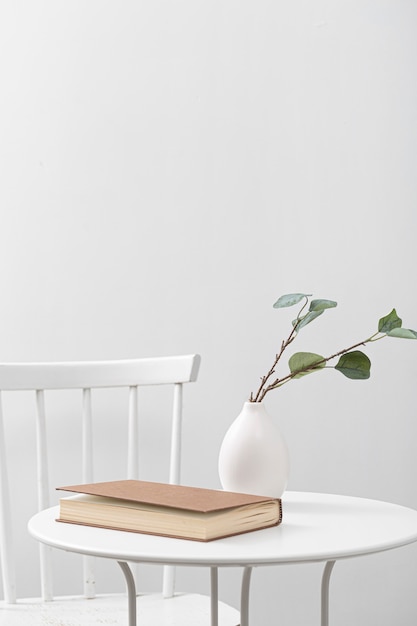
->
0, 1, 416, 624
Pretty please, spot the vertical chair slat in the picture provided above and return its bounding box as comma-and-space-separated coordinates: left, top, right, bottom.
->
168, 383, 183, 486
127, 386, 140, 586
0, 393, 16, 603
35, 390, 53, 602
82, 388, 96, 599
127, 386, 139, 480
163, 383, 183, 598
82, 388, 94, 483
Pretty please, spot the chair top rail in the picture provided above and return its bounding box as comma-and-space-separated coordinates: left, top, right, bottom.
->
0, 355, 201, 391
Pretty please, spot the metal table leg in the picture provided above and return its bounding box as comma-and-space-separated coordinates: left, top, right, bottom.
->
321, 560, 336, 626
240, 566, 253, 626
116, 559, 334, 626
211, 567, 219, 626
118, 561, 137, 626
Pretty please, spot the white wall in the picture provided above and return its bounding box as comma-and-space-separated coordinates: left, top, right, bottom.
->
1, 1, 417, 623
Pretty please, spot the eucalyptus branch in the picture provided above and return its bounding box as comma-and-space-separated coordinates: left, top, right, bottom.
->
257, 334, 377, 402
249, 293, 417, 404
251, 296, 308, 402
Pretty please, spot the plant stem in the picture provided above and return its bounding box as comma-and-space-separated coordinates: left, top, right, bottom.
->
254, 332, 384, 402
252, 297, 309, 402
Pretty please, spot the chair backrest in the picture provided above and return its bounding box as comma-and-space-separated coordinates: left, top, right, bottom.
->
0, 354, 201, 603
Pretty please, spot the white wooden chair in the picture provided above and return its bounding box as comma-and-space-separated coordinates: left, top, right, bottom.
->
0, 355, 240, 625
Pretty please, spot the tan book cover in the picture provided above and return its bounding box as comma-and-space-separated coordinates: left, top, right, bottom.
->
57, 480, 282, 541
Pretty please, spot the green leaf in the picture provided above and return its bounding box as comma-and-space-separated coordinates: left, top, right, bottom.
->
335, 351, 371, 380
289, 352, 325, 378
309, 299, 337, 312
293, 310, 323, 331
378, 309, 402, 334
386, 327, 417, 339
273, 293, 311, 308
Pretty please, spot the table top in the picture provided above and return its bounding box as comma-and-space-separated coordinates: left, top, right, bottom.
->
28, 491, 417, 568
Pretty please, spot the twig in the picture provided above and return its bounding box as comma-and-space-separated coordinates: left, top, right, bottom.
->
252, 297, 308, 402
255, 333, 382, 402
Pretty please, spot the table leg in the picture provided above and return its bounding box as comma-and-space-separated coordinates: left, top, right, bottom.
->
210, 567, 219, 626
118, 561, 137, 626
321, 560, 336, 626
240, 566, 253, 626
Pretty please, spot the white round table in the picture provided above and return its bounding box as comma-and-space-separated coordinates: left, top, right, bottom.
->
28, 491, 417, 626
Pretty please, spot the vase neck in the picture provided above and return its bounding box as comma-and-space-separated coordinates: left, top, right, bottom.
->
242, 401, 267, 414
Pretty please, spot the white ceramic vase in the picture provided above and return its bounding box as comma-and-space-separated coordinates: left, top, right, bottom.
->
218, 401, 289, 498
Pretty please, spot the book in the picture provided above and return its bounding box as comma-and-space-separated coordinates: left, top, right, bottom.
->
56, 479, 282, 541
